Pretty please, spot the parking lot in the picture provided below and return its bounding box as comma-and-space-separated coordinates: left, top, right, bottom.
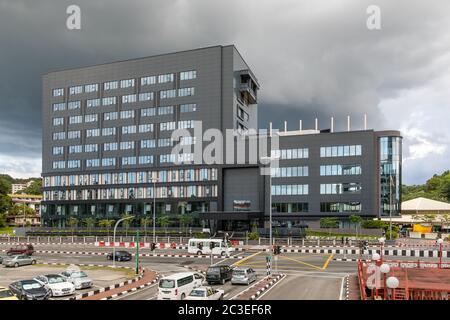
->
0, 263, 135, 299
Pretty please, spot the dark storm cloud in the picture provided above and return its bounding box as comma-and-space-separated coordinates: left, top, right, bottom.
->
0, 0, 449, 182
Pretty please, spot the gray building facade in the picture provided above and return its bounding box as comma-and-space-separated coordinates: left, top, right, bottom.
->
41, 45, 401, 231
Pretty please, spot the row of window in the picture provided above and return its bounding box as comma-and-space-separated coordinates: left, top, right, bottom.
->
271, 184, 309, 196
52, 70, 197, 97
320, 202, 361, 213
52, 88, 194, 112
52, 152, 194, 169
271, 166, 309, 178
319, 183, 362, 194
319, 164, 361, 176
320, 145, 362, 157
272, 202, 309, 213
44, 168, 218, 187
52, 138, 194, 156
272, 148, 309, 160
44, 184, 217, 202
51, 120, 195, 141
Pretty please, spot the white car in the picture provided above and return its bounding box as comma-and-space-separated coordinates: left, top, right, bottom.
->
34, 274, 75, 297
185, 286, 224, 300
60, 270, 93, 290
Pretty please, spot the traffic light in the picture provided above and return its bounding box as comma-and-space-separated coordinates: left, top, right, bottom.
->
150, 242, 156, 251
273, 245, 281, 255
209, 242, 215, 250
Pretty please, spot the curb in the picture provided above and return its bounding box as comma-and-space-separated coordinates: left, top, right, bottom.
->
344, 275, 350, 300
230, 274, 285, 300
100, 274, 160, 300
250, 274, 285, 300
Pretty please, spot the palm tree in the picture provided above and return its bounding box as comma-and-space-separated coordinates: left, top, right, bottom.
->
157, 215, 170, 235
66, 217, 79, 237
178, 214, 193, 235
140, 217, 153, 237
120, 213, 134, 237
320, 217, 338, 236
98, 219, 115, 237
83, 217, 97, 231
349, 215, 363, 239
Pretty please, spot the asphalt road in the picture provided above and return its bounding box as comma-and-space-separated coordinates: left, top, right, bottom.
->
259, 273, 343, 300
3, 243, 447, 300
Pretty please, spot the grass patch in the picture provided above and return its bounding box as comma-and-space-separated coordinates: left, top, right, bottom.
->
0, 227, 15, 236
32, 264, 137, 279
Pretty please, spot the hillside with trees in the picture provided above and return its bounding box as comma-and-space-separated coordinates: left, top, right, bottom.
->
402, 171, 450, 203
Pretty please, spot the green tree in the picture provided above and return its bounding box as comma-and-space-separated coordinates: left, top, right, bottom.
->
177, 214, 193, 235
349, 215, 363, 239
83, 217, 97, 230
140, 216, 153, 237
7, 204, 35, 216
18, 180, 42, 195
0, 213, 7, 228
0, 176, 11, 195
66, 217, 79, 236
157, 215, 170, 235
98, 219, 115, 237
320, 217, 339, 236
0, 195, 12, 214
120, 213, 134, 236
412, 213, 437, 225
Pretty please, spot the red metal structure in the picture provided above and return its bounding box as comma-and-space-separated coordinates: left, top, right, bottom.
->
357, 259, 450, 300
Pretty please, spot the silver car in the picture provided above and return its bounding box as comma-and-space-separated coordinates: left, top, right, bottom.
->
3, 255, 37, 268
231, 267, 257, 285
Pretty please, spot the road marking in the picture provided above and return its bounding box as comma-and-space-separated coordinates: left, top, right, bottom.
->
256, 274, 287, 300
233, 251, 263, 267
212, 252, 242, 266
277, 255, 323, 271
322, 254, 334, 270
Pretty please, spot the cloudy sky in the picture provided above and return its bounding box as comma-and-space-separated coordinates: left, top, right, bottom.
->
0, 0, 449, 184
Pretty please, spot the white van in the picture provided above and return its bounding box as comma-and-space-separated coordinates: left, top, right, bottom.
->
157, 272, 204, 300
188, 238, 234, 256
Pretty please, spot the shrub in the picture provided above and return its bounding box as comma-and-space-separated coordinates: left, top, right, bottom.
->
248, 232, 260, 240
192, 232, 208, 239
385, 230, 399, 240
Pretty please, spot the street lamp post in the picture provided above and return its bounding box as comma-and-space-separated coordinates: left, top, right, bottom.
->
380, 263, 390, 300
261, 155, 279, 276
371, 253, 381, 299
437, 238, 443, 268
386, 276, 399, 300
260, 156, 280, 257
150, 177, 158, 244
112, 215, 134, 268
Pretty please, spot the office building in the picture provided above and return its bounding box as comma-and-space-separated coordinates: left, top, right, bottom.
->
41, 45, 401, 231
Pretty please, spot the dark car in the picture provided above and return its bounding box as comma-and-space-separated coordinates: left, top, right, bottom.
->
107, 250, 132, 261
206, 265, 233, 285
7, 244, 34, 256
0, 256, 3, 264
9, 280, 51, 300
